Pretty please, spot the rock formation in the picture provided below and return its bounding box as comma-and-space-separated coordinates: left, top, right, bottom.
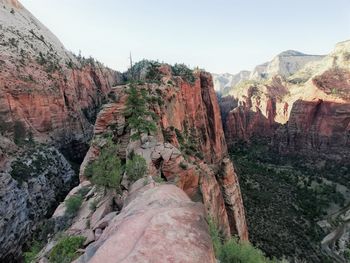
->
76, 182, 216, 263
0, 0, 121, 156
218, 39, 350, 262
220, 40, 350, 158
36, 64, 248, 262
0, 145, 76, 261
0, 0, 121, 260
81, 67, 248, 240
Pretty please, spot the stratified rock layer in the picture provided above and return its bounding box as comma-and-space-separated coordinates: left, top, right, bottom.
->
0, 0, 121, 154
221, 40, 350, 158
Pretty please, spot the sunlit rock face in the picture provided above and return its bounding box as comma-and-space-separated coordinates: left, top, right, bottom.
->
0, 0, 121, 152
219, 40, 350, 157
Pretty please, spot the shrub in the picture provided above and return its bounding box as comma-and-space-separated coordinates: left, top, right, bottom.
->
89, 200, 98, 212
77, 186, 91, 197
65, 194, 83, 216
49, 236, 85, 263
208, 218, 278, 263
153, 176, 165, 183
85, 138, 122, 190
171, 63, 196, 84
179, 162, 188, 170
23, 241, 42, 263
126, 154, 148, 182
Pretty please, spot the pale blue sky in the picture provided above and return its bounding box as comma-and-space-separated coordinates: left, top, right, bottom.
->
21, 0, 350, 73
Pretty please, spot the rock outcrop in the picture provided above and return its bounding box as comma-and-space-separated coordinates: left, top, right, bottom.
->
76, 182, 216, 263
36, 64, 248, 262
80, 67, 248, 240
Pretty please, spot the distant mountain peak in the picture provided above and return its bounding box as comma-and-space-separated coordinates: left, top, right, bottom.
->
277, 50, 306, 57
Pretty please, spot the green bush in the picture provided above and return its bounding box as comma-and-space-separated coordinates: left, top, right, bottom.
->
171, 63, 196, 84
89, 200, 98, 212
126, 154, 147, 182
23, 241, 42, 263
49, 236, 85, 263
65, 194, 83, 216
208, 219, 278, 263
179, 162, 188, 170
85, 138, 122, 190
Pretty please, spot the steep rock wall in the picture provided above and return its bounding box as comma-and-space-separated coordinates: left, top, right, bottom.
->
80, 68, 248, 242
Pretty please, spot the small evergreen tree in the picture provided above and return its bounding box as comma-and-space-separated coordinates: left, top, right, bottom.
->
126, 154, 147, 182
124, 84, 157, 141
85, 138, 122, 190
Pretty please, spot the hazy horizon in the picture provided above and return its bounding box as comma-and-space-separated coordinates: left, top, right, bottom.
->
20, 0, 350, 74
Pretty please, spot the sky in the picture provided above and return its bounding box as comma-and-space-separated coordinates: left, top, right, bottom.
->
20, 0, 350, 74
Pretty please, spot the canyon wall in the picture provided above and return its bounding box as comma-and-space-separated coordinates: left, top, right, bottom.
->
0, 0, 121, 155
0, 0, 121, 260
220, 40, 350, 158
82, 67, 248, 240
35, 65, 248, 262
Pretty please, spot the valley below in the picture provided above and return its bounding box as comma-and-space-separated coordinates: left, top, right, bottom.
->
230, 139, 350, 262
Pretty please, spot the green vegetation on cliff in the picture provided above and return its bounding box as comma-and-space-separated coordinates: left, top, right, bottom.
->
49, 236, 85, 263
208, 218, 281, 263
125, 153, 148, 182
124, 84, 157, 141
85, 138, 122, 190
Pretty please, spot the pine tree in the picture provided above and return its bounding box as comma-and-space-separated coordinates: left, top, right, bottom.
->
85, 138, 122, 190
124, 84, 157, 141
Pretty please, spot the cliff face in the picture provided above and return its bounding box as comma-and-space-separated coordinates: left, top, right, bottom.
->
0, 1, 121, 261
0, 144, 76, 261
275, 99, 350, 156
82, 67, 248, 240
220, 40, 350, 158
36, 66, 248, 262
0, 0, 121, 156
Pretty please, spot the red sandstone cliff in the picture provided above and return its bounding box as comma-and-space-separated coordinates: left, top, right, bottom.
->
220, 40, 350, 157
0, 0, 121, 158
80, 67, 248, 241
33, 65, 249, 262
0, 1, 121, 260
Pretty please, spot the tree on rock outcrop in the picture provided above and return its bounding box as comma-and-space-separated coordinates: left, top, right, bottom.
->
85, 138, 122, 191
124, 84, 157, 141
